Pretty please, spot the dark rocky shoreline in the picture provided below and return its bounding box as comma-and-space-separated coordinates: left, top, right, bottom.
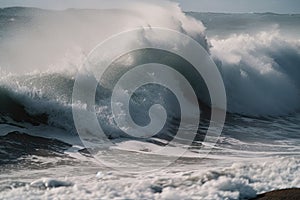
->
250, 188, 300, 200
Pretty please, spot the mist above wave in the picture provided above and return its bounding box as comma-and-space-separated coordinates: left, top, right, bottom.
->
0, 3, 207, 74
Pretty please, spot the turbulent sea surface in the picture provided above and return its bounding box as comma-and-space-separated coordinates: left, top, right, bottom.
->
0, 4, 299, 200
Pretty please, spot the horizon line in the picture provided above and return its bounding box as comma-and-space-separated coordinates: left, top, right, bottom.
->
1, 6, 300, 15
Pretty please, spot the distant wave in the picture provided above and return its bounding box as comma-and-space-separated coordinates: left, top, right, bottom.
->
211, 29, 300, 116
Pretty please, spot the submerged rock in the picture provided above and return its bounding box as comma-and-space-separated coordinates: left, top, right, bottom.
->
0, 132, 72, 165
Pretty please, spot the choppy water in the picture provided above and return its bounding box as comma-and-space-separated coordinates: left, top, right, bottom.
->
0, 4, 299, 200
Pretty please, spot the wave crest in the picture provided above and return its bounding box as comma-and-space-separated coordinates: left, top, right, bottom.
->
211, 29, 300, 116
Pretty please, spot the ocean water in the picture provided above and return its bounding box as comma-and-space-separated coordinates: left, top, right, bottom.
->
0, 4, 299, 200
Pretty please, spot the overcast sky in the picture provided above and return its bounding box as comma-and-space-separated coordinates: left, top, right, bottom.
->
0, 0, 299, 14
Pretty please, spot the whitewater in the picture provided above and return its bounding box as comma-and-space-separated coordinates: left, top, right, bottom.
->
0, 2, 299, 200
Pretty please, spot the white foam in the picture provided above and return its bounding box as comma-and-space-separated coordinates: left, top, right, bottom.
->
0, 157, 298, 200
